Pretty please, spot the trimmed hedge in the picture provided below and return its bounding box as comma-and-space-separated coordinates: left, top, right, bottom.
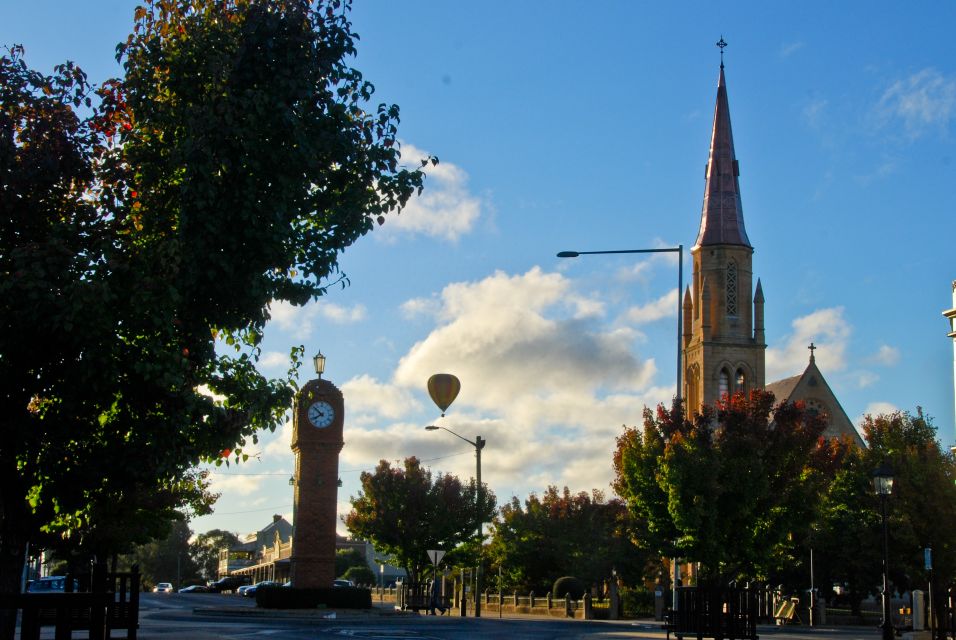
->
256, 585, 372, 609
552, 576, 586, 600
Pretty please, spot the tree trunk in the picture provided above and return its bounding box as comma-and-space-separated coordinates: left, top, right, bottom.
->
0, 496, 29, 640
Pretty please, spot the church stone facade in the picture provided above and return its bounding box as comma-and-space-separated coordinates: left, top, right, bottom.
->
681, 61, 863, 447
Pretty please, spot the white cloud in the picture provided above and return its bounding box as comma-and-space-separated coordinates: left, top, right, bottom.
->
378, 143, 482, 243
400, 296, 441, 320
802, 98, 828, 129
267, 299, 366, 339
766, 307, 851, 381
263, 418, 294, 459
378, 267, 661, 496
780, 41, 805, 58
622, 289, 678, 325
613, 246, 681, 284
284, 267, 675, 524
861, 401, 899, 422
868, 344, 901, 366
394, 268, 655, 408
876, 68, 956, 137
855, 371, 879, 389
206, 468, 268, 497
258, 351, 290, 370
615, 260, 655, 283
196, 384, 226, 405
341, 374, 423, 420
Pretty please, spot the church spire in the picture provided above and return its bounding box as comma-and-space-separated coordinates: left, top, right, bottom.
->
694, 47, 751, 249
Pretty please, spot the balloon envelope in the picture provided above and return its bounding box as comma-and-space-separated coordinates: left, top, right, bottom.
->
427, 374, 461, 415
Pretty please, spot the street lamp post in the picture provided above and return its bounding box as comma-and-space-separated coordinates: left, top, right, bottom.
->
873, 462, 895, 640
425, 425, 486, 617
558, 245, 683, 610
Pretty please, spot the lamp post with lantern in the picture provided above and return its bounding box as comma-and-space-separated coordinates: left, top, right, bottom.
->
873, 462, 895, 640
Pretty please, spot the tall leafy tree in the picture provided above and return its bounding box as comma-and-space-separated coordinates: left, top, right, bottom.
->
124, 519, 200, 591
613, 391, 828, 582
344, 457, 496, 584
861, 409, 956, 627
487, 486, 649, 593
191, 529, 241, 582
1, 2, 431, 633
809, 443, 883, 614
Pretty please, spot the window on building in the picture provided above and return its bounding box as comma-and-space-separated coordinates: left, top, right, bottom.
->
805, 399, 827, 418
719, 369, 730, 399
735, 368, 745, 391
726, 261, 738, 316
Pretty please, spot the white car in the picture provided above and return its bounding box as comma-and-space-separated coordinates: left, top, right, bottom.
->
152, 582, 173, 593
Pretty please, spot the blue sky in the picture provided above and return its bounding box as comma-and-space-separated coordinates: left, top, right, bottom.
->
4, 2, 955, 539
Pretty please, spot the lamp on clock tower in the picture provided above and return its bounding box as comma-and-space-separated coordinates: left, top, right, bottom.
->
289, 350, 344, 588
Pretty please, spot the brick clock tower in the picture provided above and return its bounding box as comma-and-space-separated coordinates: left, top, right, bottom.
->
289, 352, 344, 588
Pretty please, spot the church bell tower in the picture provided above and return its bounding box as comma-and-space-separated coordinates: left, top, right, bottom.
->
683, 54, 766, 414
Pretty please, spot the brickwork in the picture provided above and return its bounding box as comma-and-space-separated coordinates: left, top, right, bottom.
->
290, 378, 344, 589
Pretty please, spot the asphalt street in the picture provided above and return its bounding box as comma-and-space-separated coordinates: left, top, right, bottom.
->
20, 593, 888, 640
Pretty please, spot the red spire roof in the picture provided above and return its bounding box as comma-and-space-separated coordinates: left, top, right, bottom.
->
694, 64, 751, 249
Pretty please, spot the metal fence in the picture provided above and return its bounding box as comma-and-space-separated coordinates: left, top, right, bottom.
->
668, 583, 759, 640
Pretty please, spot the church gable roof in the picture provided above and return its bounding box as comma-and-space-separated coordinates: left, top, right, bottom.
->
765, 373, 801, 404
766, 353, 864, 447
694, 63, 752, 249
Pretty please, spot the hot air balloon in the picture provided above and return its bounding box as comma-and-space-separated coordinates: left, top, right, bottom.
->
427, 373, 461, 416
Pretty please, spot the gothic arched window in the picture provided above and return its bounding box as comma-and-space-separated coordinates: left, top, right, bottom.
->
719, 369, 730, 399
726, 260, 738, 316
735, 368, 746, 391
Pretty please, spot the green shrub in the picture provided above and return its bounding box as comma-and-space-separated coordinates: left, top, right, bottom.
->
256, 585, 372, 609
621, 586, 655, 618
552, 576, 586, 600
342, 565, 375, 586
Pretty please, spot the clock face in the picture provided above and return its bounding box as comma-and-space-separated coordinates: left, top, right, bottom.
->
307, 401, 335, 428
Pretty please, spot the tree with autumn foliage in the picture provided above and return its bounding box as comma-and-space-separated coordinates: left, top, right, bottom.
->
1, 1, 430, 632
486, 486, 650, 593
613, 391, 832, 582
344, 457, 497, 584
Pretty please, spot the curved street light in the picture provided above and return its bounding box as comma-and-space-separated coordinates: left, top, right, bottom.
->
557, 246, 684, 402
558, 245, 684, 611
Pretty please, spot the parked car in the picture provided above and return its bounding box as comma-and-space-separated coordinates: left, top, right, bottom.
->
152, 582, 174, 593
242, 580, 277, 597
26, 577, 77, 593
178, 585, 209, 593
332, 579, 354, 588
207, 575, 251, 594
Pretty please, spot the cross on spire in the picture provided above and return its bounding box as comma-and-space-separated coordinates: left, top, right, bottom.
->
717, 36, 728, 68
808, 342, 816, 362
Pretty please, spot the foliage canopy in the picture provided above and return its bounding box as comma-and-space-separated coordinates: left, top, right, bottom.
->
487, 486, 649, 593
0, 3, 431, 632
344, 457, 496, 584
